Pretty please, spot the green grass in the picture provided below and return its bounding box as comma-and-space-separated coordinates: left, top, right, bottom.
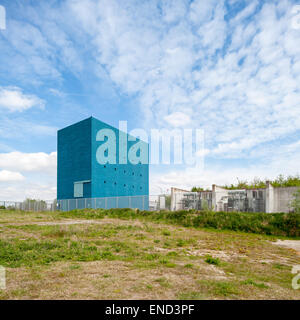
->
154, 277, 172, 288
0, 238, 116, 267
0, 209, 299, 300
177, 291, 206, 300
55, 208, 300, 238
241, 279, 269, 289
184, 263, 194, 268
197, 280, 240, 297
205, 255, 221, 266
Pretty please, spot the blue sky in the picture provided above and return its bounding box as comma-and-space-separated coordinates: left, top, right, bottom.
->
0, 0, 300, 200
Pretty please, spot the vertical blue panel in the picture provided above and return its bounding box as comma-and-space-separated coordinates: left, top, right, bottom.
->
57, 118, 92, 200
91, 117, 149, 209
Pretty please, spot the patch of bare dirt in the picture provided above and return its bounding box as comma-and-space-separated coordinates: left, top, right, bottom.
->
185, 249, 247, 261
273, 240, 300, 256
0, 218, 144, 228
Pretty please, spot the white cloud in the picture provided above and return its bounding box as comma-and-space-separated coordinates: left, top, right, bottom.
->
1, 1, 300, 197
0, 183, 56, 201
164, 111, 191, 127
0, 151, 57, 201
0, 170, 25, 182
0, 117, 57, 139
0, 87, 45, 112
65, 0, 300, 191
0, 151, 57, 173
67, 0, 300, 162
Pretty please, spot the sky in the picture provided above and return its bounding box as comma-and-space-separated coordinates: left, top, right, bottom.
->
0, 0, 300, 200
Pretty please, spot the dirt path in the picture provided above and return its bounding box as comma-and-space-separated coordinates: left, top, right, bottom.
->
0, 218, 143, 227
274, 240, 300, 256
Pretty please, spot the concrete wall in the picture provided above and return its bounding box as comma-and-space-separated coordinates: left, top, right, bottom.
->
213, 185, 229, 212
272, 186, 297, 213
170, 187, 189, 211
171, 183, 298, 213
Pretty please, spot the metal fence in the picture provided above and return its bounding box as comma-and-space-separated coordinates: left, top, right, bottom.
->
0, 200, 57, 212
58, 195, 149, 211
0, 195, 170, 212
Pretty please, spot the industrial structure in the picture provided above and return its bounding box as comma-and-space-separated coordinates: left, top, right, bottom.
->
57, 117, 149, 210
171, 182, 298, 213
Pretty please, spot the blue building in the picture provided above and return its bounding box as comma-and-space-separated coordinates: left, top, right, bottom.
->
57, 117, 149, 210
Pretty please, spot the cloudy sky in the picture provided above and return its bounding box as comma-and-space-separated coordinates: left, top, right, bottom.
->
0, 0, 300, 200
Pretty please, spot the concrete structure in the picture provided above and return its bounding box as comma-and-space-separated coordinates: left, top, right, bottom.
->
57, 117, 149, 210
266, 182, 298, 213
171, 183, 298, 213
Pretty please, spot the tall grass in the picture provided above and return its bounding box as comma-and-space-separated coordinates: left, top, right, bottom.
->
60, 208, 300, 237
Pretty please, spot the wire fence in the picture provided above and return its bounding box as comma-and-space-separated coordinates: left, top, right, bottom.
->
0, 195, 170, 212
0, 188, 298, 213
0, 200, 57, 212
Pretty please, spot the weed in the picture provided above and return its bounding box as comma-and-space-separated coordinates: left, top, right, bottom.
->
177, 291, 205, 300
205, 255, 220, 266
154, 277, 171, 288
69, 264, 81, 270
242, 279, 269, 289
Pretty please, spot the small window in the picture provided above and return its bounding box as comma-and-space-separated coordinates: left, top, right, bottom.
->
74, 182, 83, 198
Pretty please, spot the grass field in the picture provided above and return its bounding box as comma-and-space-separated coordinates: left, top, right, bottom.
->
0, 209, 299, 300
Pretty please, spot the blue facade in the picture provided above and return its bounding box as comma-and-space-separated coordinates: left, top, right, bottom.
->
57, 117, 149, 210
